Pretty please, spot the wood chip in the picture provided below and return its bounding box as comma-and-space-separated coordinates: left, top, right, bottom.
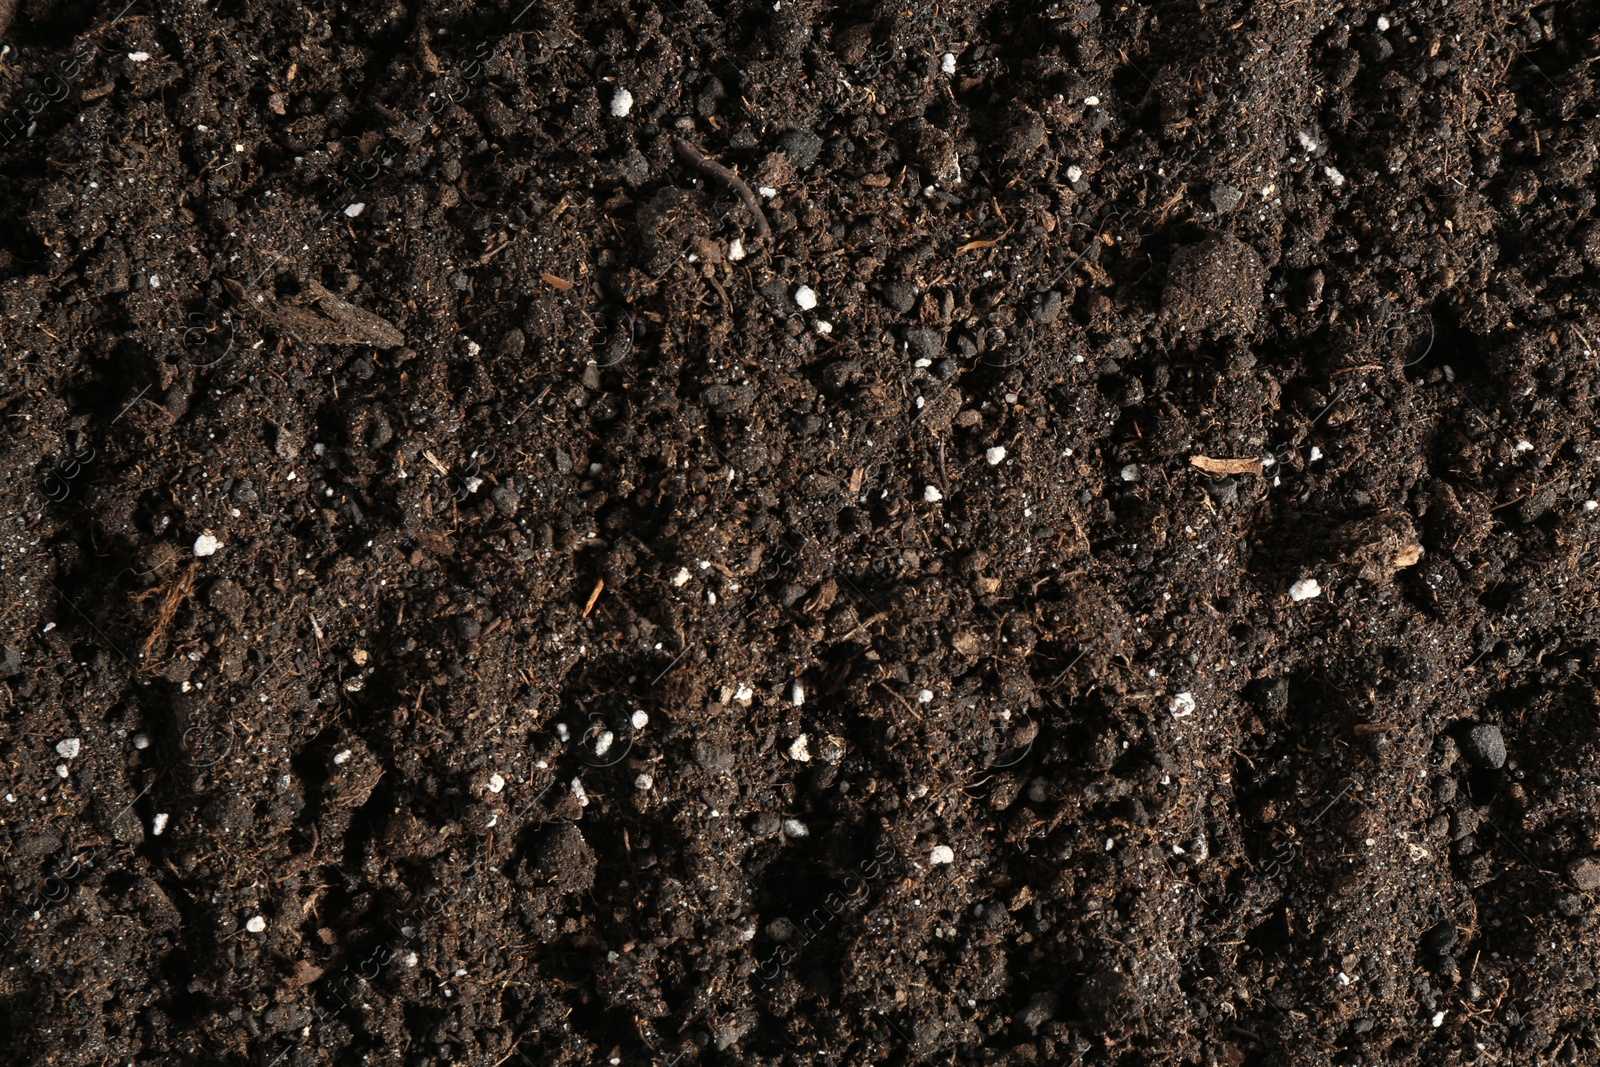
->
582, 578, 605, 618
541, 272, 575, 290
957, 234, 1007, 254
1190, 455, 1263, 475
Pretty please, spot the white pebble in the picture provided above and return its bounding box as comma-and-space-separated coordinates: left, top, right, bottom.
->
1170, 692, 1196, 719
782, 818, 810, 838
1309, 446, 1324, 461
734, 684, 754, 704
132, 733, 150, 750
555, 722, 570, 742
151, 813, 169, 836
193, 533, 220, 557
794, 285, 818, 311
1120, 463, 1140, 482
758, 185, 778, 198
1431, 1011, 1445, 1028
333, 748, 353, 765
1289, 578, 1323, 602
488, 773, 506, 794
1323, 165, 1346, 187
128, 51, 151, 62
56, 738, 81, 759
635, 772, 654, 791
570, 777, 589, 806
343, 202, 365, 218
609, 87, 634, 118
923, 485, 944, 503
1514, 439, 1533, 453
1296, 130, 1318, 153
986, 446, 1007, 465
671, 566, 691, 588
1066, 165, 1083, 182
404, 952, 419, 967
940, 52, 956, 74
245, 915, 267, 933
929, 845, 955, 866
814, 320, 833, 336
593, 730, 615, 757
631, 710, 649, 730
1584, 500, 1598, 513
917, 689, 934, 704
788, 735, 812, 762
790, 680, 805, 706
1375, 15, 1391, 30
56, 763, 70, 779
727, 238, 746, 261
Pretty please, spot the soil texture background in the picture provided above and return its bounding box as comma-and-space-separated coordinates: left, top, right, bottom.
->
4, 0, 1600, 1064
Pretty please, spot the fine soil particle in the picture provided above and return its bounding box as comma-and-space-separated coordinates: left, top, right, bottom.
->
4, 2, 1600, 1066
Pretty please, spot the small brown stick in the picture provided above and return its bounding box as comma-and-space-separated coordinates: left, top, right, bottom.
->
672, 137, 770, 238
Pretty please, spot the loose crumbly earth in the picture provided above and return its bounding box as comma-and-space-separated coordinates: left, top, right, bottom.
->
4, 1, 1600, 1065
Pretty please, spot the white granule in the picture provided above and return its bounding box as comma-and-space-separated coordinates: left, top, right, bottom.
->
790, 680, 805, 706
794, 285, 818, 310
1323, 166, 1346, 187
151, 813, 169, 836
344, 203, 365, 217
609, 88, 634, 117
1120, 464, 1140, 481
635, 772, 653, 791
1289, 578, 1323, 602
193, 533, 220, 557
986, 446, 1007, 465
631, 710, 649, 730
1297, 131, 1318, 153
56, 738, 80, 759
128, 52, 151, 62
923, 485, 944, 503
782, 819, 810, 838
245, 915, 267, 933
570, 778, 589, 806
788, 735, 812, 762
333, 749, 352, 765
1171, 692, 1197, 718
728, 238, 746, 261
929, 845, 955, 865
488, 773, 505, 794
1066, 165, 1083, 182
917, 689, 934, 704
941, 53, 956, 74
672, 567, 691, 587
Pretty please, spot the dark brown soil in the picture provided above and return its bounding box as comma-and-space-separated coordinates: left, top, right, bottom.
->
4, 1, 1600, 1064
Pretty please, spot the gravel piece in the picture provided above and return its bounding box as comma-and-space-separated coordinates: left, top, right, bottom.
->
1462, 723, 1506, 770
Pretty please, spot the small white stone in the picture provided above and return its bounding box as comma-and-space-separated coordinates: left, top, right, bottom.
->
193, 533, 220, 557
923, 485, 944, 503
940, 52, 956, 74
1585, 500, 1598, 513
1323, 165, 1346, 187
245, 915, 267, 933
128, 51, 151, 61
788, 735, 812, 762
631, 710, 649, 730
56, 738, 81, 759
555, 722, 570, 742
609, 87, 634, 117
1066, 165, 1083, 182
814, 320, 833, 336
488, 773, 506, 794
1170, 692, 1196, 719
1083, 95, 1100, 106
1431, 1010, 1445, 1028
734, 684, 754, 704
1338, 971, 1352, 986
794, 285, 818, 311
1514, 439, 1533, 453
151, 813, 169, 836
570, 777, 589, 806
1105, 837, 1116, 851
132, 733, 150, 750
404, 951, 419, 967
929, 845, 955, 866
986, 446, 1007, 465
671, 566, 692, 588
55, 763, 70, 779
344, 202, 365, 218
1375, 15, 1391, 30
1120, 463, 1140, 482
592, 730, 614, 757
782, 818, 810, 838
758, 185, 778, 198
631, 771, 654, 792
1289, 578, 1323, 602
790, 680, 806, 706
727, 238, 746, 261
333, 748, 353, 765
917, 689, 934, 704
1309, 446, 1324, 461
1297, 130, 1318, 153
